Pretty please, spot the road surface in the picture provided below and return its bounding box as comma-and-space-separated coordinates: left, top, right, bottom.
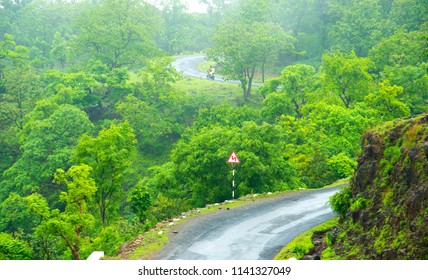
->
154, 186, 340, 260
173, 55, 212, 79
172, 55, 260, 85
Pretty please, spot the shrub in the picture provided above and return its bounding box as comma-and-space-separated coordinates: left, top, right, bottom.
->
329, 186, 353, 219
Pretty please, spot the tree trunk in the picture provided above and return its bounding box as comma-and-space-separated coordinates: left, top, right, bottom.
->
292, 99, 302, 119
61, 234, 80, 260
261, 62, 265, 83
246, 66, 256, 100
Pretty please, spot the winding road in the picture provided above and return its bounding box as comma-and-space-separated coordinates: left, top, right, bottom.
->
152, 56, 340, 260
172, 55, 260, 85
154, 186, 340, 260
173, 55, 211, 79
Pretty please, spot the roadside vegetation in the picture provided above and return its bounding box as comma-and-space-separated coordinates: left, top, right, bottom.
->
0, 0, 426, 259
274, 218, 340, 260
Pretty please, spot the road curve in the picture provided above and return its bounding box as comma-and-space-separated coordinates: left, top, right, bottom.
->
172, 55, 260, 86
153, 186, 340, 260
172, 55, 210, 79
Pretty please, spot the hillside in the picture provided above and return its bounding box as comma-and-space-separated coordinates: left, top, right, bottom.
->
327, 114, 428, 259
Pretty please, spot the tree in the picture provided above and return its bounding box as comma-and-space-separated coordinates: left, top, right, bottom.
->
0, 34, 39, 130
74, 0, 162, 70
117, 57, 186, 154
0, 192, 47, 235
1, 63, 41, 130
368, 30, 428, 114
35, 164, 97, 260
279, 64, 317, 119
328, 0, 385, 56
209, 21, 294, 101
0, 232, 33, 260
158, 0, 193, 54
9, 0, 77, 68
320, 50, 372, 108
388, 0, 428, 32
163, 121, 301, 207
73, 122, 136, 225
0, 104, 93, 201
50, 31, 73, 69
130, 181, 152, 224
272, 0, 326, 62
364, 81, 410, 120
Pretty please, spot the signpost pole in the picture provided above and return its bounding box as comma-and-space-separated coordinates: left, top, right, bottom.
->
232, 165, 235, 200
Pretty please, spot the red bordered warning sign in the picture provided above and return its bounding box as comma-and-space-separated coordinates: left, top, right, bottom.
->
227, 151, 240, 164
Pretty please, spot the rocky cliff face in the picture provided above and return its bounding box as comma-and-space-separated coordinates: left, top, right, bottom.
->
329, 114, 428, 259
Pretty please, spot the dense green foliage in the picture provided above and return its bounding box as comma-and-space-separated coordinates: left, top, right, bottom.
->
0, 0, 426, 259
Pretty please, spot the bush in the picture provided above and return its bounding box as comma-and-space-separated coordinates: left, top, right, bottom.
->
329, 186, 353, 219
0, 233, 33, 260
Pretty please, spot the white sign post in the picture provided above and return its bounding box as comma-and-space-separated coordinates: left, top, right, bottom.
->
227, 151, 240, 200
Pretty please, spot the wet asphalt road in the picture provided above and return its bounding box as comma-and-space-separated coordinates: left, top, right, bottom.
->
154, 186, 341, 260
172, 55, 209, 79
172, 55, 260, 85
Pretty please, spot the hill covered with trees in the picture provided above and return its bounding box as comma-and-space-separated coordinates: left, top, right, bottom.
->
0, 0, 427, 259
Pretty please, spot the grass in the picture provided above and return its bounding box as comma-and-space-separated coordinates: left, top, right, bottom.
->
323, 177, 350, 188
274, 217, 340, 260
175, 76, 264, 108
128, 230, 169, 260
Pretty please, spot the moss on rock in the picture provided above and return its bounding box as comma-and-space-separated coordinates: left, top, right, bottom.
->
327, 114, 428, 259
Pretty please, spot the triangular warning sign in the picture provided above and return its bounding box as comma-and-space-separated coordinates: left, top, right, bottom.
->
227, 151, 240, 164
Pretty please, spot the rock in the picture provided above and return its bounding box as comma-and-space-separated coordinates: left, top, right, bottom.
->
328, 114, 428, 260
350, 210, 360, 223
301, 255, 320, 260
360, 211, 370, 229
381, 249, 397, 260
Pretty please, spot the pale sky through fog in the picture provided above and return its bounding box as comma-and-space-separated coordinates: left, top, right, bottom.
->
147, 0, 208, 13
184, 0, 208, 13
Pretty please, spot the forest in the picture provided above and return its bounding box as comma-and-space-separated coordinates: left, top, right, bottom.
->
0, 0, 426, 260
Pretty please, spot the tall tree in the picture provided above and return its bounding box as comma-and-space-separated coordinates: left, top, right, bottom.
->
158, 0, 192, 54
117, 57, 185, 154
320, 50, 372, 108
35, 164, 97, 260
209, 21, 294, 101
328, 0, 386, 56
0, 105, 93, 201
72, 122, 136, 225
279, 64, 317, 119
74, 0, 162, 70
369, 30, 428, 114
